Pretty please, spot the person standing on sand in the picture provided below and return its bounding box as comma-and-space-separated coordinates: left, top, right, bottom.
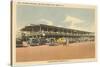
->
62, 38, 66, 46
66, 38, 69, 47
21, 33, 28, 47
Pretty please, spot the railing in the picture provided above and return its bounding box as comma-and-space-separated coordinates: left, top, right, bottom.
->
29, 31, 94, 37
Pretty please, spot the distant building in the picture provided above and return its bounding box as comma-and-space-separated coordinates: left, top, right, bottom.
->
20, 24, 95, 42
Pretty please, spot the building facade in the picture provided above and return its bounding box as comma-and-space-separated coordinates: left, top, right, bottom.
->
20, 24, 95, 43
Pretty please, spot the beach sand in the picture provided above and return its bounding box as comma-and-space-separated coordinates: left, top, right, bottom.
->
16, 42, 95, 62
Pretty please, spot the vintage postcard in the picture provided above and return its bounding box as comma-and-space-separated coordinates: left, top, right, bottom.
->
11, 1, 96, 66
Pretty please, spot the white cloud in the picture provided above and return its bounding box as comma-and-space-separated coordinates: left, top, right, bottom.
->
64, 16, 85, 30
57, 25, 63, 27
39, 19, 53, 25
89, 22, 95, 32
64, 16, 84, 23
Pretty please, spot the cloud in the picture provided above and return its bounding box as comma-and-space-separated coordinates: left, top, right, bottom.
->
64, 16, 84, 23
39, 19, 53, 25
64, 16, 85, 30
89, 22, 95, 32
57, 25, 63, 27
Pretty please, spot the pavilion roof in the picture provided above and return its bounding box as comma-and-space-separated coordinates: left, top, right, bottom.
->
21, 24, 94, 34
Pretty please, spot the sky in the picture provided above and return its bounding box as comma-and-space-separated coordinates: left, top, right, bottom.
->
16, 4, 95, 32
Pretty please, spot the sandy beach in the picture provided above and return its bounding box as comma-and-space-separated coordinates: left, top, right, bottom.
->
16, 42, 95, 62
